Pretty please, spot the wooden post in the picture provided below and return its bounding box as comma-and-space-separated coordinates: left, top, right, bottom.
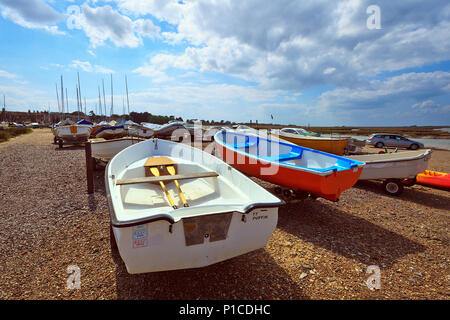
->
85, 141, 94, 194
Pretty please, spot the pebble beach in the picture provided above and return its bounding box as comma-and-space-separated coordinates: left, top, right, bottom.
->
0, 129, 448, 299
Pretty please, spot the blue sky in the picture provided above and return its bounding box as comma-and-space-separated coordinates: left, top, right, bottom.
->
0, 0, 449, 126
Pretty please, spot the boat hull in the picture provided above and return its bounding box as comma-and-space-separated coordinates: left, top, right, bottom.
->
55, 125, 92, 143
278, 134, 348, 155
127, 126, 154, 138
416, 170, 450, 189
95, 126, 126, 140
90, 137, 144, 161
348, 150, 432, 180
111, 208, 277, 274
215, 141, 362, 202
106, 138, 283, 273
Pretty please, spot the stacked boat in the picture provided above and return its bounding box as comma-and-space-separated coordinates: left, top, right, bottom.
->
94, 120, 126, 140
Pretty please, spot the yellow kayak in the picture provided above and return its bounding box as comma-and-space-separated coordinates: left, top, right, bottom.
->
277, 131, 348, 155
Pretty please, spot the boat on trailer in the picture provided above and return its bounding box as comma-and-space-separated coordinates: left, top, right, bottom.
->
346, 149, 432, 195
90, 137, 145, 162
214, 130, 364, 202
106, 138, 284, 274
54, 123, 92, 148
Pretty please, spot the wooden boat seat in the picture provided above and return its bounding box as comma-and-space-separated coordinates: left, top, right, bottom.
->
116, 172, 219, 185
260, 151, 302, 162
232, 140, 257, 149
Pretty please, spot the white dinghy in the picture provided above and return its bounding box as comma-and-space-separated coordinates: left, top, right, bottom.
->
106, 138, 284, 274
54, 123, 92, 147
127, 124, 155, 139
90, 137, 145, 162
346, 149, 432, 195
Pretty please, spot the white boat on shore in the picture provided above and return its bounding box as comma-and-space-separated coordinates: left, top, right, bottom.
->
54, 124, 92, 147
90, 137, 144, 162
347, 149, 432, 195
127, 125, 154, 138
105, 138, 283, 274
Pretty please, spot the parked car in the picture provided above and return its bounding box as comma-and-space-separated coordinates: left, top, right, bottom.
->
280, 127, 321, 137
366, 133, 424, 150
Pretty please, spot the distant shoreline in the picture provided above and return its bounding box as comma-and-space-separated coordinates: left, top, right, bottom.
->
253, 125, 450, 139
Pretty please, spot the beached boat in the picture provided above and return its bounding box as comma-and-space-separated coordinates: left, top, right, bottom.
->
127, 125, 154, 139
95, 125, 126, 140
54, 124, 92, 147
347, 149, 432, 195
90, 137, 145, 162
214, 130, 364, 202
152, 122, 187, 141
416, 170, 450, 189
106, 138, 284, 274
280, 127, 320, 137
276, 130, 348, 155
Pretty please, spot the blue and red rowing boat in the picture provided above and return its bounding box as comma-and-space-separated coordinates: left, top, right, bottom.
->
214, 130, 365, 201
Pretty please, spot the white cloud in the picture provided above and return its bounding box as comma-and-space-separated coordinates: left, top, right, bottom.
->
318, 71, 450, 110
68, 4, 161, 48
0, 0, 64, 34
123, 0, 450, 91
0, 69, 17, 79
70, 60, 114, 74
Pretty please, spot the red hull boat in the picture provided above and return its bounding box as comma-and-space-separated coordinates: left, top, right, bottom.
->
214, 131, 365, 201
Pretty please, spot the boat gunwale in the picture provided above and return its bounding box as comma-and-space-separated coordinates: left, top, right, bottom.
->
347, 149, 432, 164
106, 138, 285, 228
214, 130, 364, 176
277, 130, 348, 141
89, 136, 145, 145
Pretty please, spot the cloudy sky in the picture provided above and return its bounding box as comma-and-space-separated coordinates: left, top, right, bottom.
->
0, 0, 449, 126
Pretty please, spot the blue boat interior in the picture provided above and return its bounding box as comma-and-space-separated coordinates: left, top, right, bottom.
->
218, 130, 363, 173
95, 125, 124, 134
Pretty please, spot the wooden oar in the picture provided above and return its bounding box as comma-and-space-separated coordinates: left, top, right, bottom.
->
167, 165, 189, 207
150, 167, 177, 209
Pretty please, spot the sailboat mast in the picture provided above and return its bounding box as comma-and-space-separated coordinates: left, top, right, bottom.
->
55, 83, 60, 114
110, 74, 113, 117
60, 75, 65, 120
77, 72, 82, 115
125, 75, 130, 115
122, 96, 125, 117
102, 79, 106, 118
98, 86, 102, 117
76, 85, 80, 120
66, 88, 69, 115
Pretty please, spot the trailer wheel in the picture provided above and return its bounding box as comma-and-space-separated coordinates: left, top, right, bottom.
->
294, 190, 309, 200
402, 177, 416, 187
383, 179, 404, 196
309, 193, 318, 200
58, 139, 63, 149
283, 189, 292, 198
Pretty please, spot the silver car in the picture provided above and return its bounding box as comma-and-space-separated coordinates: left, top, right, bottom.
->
366, 133, 424, 150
